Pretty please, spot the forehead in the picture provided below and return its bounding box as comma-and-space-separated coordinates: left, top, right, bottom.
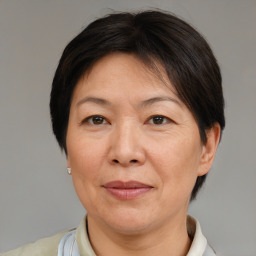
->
72, 53, 179, 102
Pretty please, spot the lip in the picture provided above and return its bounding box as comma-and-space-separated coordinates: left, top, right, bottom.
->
102, 180, 153, 200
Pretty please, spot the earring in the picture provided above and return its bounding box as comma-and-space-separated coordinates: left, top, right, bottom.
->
67, 168, 71, 175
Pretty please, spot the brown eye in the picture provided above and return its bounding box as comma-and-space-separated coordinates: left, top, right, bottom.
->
92, 116, 104, 124
83, 115, 107, 125
149, 115, 169, 125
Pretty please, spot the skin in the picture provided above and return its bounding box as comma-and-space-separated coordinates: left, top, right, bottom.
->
66, 53, 220, 256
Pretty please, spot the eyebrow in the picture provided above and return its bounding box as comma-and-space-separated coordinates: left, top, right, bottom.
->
76, 97, 111, 107
76, 96, 181, 108
140, 96, 182, 108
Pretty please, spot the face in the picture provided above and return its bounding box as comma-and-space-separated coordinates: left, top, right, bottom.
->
66, 53, 214, 234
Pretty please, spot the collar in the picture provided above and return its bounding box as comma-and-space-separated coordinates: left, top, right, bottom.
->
186, 215, 208, 255
75, 217, 96, 256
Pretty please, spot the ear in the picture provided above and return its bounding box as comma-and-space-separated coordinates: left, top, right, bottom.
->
198, 123, 221, 176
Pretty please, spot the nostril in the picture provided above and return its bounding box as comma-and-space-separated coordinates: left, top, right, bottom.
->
112, 159, 138, 164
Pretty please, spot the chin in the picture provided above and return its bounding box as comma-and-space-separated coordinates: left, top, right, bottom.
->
101, 207, 156, 235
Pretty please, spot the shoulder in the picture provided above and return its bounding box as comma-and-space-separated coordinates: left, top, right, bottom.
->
1, 231, 68, 256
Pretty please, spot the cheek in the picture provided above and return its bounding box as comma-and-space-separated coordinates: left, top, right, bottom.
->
150, 136, 202, 193
67, 136, 107, 210
67, 133, 107, 183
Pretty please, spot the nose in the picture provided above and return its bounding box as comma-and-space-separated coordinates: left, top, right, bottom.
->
108, 121, 146, 167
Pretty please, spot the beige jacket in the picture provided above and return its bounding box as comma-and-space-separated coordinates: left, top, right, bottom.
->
2, 216, 215, 256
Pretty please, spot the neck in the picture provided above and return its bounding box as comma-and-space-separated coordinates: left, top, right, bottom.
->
87, 214, 192, 256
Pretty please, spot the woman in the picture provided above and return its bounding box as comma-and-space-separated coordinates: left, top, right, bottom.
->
4, 10, 225, 256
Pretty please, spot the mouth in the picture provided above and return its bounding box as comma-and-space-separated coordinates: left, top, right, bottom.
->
102, 180, 153, 200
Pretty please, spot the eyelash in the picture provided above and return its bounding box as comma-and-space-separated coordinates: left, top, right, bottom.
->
81, 115, 172, 126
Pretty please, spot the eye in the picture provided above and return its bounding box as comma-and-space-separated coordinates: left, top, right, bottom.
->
148, 115, 170, 125
82, 115, 107, 125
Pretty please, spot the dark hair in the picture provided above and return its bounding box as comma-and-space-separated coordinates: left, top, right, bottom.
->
50, 10, 225, 200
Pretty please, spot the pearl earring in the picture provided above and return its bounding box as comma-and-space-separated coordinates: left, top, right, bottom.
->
67, 168, 71, 175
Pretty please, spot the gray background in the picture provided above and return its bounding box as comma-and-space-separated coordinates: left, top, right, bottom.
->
0, 0, 255, 255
